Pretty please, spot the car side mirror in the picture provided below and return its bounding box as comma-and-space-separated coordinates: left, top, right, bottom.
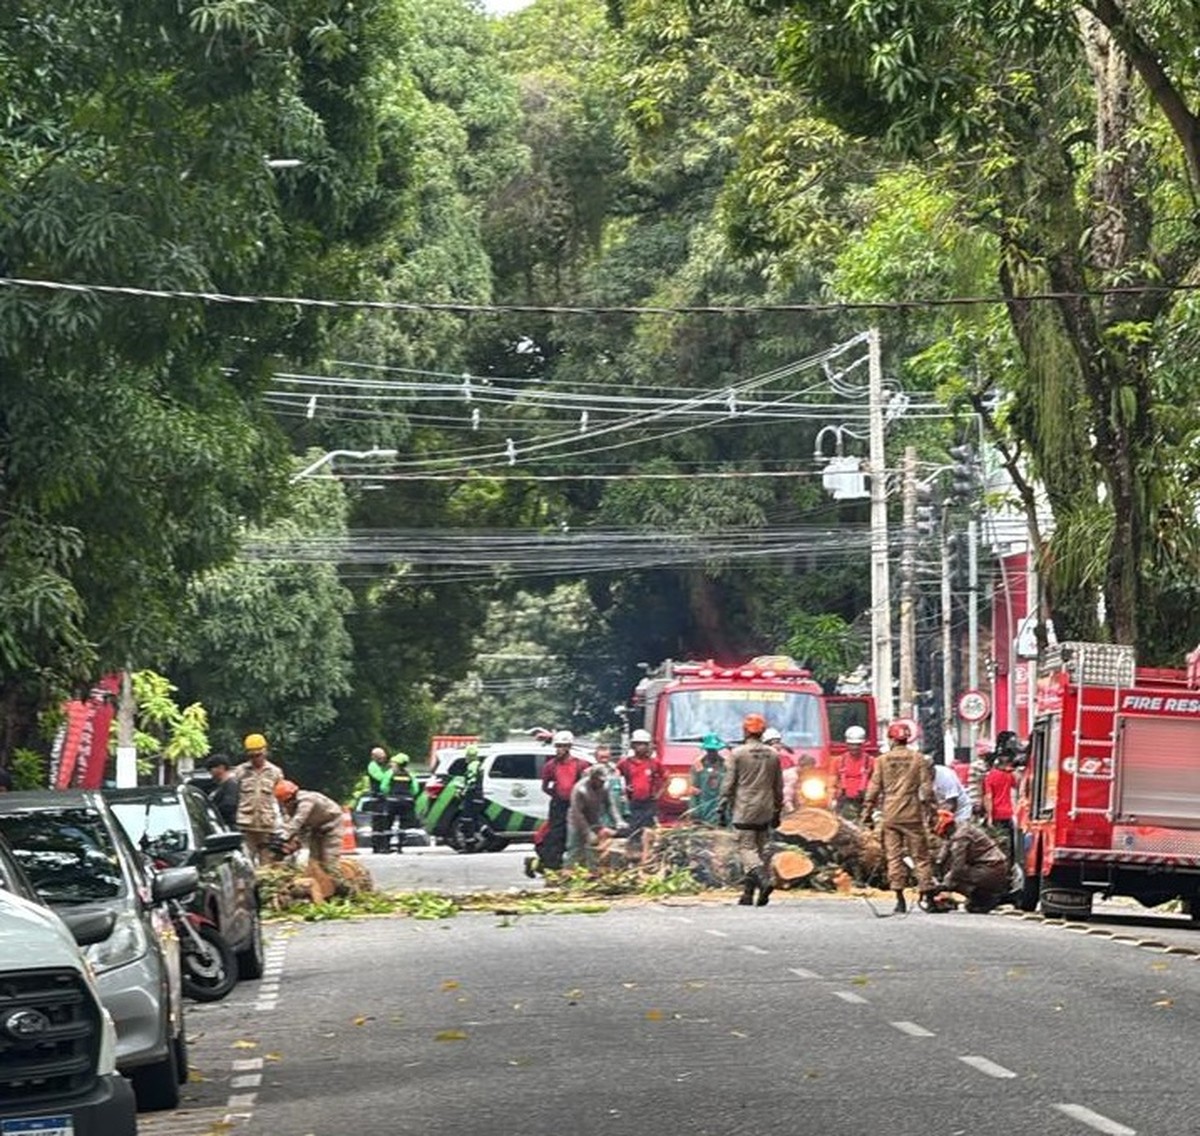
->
151, 865, 199, 904
60, 908, 117, 947
202, 831, 244, 856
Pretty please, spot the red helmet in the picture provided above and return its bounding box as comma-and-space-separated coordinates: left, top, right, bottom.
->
743, 713, 767, 736
933, 808, 955, 837
886, 720, 912, 743
273, 779, 299, 802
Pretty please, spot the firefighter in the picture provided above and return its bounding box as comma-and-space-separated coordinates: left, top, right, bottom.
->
234, 733, 284, 864
862, 720, 936, 914
540, 731, 589, 871
617, 728, 664, 853
832, 725, 873, 820
719, 713, 784, 907
930, 808, 1011, 913
273, 780, 344, 870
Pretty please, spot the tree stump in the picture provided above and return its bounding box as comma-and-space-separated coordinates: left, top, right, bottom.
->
772, 849, 815, 887
776, 807, 884, 885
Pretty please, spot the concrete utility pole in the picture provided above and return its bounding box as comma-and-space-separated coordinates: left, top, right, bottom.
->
898, 446, 917, 719
867, 328, 894, 729
941, 515, 954, 753
115, 669, 137, 788
968, 516, 981, 749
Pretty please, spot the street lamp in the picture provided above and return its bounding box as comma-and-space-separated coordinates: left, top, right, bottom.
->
290, 448, 398, 483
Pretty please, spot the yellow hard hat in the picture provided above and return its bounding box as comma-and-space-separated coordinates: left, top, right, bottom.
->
243, 733, 268, 752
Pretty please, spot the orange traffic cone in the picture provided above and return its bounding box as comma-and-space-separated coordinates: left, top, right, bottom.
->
341, 808, 358, 856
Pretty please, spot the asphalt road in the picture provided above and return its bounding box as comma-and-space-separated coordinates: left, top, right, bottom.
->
138, 875, 1200, 1136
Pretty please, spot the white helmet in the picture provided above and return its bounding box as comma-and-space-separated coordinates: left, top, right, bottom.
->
844, 726, 867, 745
763, 727, 782, 744
552, 730, 574, 746
630, 728, 652, 744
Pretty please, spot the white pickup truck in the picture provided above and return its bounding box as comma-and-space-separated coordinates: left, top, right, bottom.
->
0, 889, 138, 1136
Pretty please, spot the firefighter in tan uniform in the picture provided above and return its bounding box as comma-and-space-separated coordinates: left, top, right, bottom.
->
719, 713, 784, 907
274, 780, 344, 870
931, 808, 1011, 913
862, 720, 936, 913
234, 733, 284, 863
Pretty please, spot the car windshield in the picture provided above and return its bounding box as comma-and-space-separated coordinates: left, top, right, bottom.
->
109, 797, 192, 859
664, 689, 825, 748
0, 808, 127, 903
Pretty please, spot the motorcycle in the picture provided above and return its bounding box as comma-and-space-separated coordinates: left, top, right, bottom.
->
166, 892, 237, 1002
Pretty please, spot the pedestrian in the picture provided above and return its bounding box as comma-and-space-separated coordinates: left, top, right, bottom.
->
539, 730, 589, 871
593, 744, 628, 829
763, 727, 797, 814
719, 713, 784, 907
862, 720, 936, 914
234, 733, 285, 863
565, 764, 614, 870
367, 746, 416, 853
930, 808, 1011, 913
617, 728, 664, 853
204, 754, 239, 827
984, 749, 1019, 862
688, 732, 727, 825
832, 725, 874, 820
273, 780, 344, 871
931, 756, 973, 826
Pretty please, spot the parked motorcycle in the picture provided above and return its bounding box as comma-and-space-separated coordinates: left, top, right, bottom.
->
166, 893, 237, 1002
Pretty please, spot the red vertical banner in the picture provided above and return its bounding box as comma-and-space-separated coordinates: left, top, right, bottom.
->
55, 675, 121, 790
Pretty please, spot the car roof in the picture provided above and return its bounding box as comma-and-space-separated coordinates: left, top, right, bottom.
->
0, 789, 107, 810
105, 785, 198, 801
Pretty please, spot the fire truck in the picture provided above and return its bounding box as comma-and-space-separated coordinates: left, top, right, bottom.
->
631, 655, 877, 822
1018, 641, 1200, 920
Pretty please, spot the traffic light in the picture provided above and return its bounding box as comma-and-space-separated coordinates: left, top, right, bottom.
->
948, 443, 980, 502
914, 482, 938, 537
946, 530, 970, 588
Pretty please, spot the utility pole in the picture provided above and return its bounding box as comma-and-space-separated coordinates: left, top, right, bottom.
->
941, 516, 954, 755
967, 517, 980, 750
867, 328, 894, 729
898, 446, 917, 719
115, 668, 137, 788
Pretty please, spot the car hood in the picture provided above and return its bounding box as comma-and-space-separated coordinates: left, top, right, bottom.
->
0, 890, 80, 961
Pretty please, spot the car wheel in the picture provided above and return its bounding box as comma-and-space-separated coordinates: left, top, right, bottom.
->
236, 910, 266, 980
181, 923, 238, 1002
173, 1026, 189, 1085
130, 1031, 181, 1111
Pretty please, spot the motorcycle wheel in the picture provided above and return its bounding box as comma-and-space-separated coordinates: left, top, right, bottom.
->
182, 923, 238, 1002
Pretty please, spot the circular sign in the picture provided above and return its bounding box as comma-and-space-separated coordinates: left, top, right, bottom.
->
957, 689, 991, 723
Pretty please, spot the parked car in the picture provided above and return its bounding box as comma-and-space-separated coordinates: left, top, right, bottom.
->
0, 887, 139, 1136
107, 784, 265, 988
415, 739, 594, 853
0, 790, 196, 1112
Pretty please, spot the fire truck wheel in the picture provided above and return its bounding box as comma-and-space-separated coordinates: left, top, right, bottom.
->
1016, 867, 1040, 912
1039, 888, 1092, 920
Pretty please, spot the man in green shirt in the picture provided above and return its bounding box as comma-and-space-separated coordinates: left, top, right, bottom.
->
367, 746, 415, 854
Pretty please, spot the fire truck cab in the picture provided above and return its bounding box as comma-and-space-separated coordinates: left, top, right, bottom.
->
631, 655, 877, 822
1019, 641, 1200, 920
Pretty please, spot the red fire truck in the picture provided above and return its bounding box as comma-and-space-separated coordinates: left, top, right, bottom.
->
631, 655, 877, 822
1018, 641, 1200, 920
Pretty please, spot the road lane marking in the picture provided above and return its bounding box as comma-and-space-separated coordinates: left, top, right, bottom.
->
832, 991, 868, 1004
705, 929, 729, 938
230, 1073, 262, 1089
231, 1058, 263, 1072
788, 967, 821, 979
1053, 1104, 1136, 1135
227, 1093, 257, 1109
958, 1055, 1017, 1079
741, 944, 769, 955
890, 1021, 935, 1038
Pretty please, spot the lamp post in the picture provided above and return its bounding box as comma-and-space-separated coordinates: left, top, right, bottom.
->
290, 448, 398, 483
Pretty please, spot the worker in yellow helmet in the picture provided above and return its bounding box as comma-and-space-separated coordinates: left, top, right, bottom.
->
234, 733, 284, 863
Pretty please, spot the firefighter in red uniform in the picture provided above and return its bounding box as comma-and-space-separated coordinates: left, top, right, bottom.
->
540, 731, 589, 871
832, 725, 874, 820
617, 729, 664, 853
862, 720, 936, 913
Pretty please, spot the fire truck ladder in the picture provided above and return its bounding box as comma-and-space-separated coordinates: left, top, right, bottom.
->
1065, 644, 1132, 822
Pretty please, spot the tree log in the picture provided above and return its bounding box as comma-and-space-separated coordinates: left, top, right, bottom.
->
776, 807, 884, 885
772, 849, 815, 883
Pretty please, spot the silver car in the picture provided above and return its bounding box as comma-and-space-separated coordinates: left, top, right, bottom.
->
0, 790, 196, 1112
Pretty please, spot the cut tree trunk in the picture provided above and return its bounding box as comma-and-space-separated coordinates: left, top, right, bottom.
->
776, 807, 884, 885
772, 849, 815, 885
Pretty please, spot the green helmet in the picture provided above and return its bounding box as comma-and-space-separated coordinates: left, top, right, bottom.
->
465, 744, 479, 758
393, 751, 410, 765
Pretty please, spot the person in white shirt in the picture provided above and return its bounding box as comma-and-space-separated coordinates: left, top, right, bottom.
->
930, 757, 973, 825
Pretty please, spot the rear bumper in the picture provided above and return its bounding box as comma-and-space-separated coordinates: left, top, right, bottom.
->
1052, 848, 1200, 871
0, 1073, 137, 1136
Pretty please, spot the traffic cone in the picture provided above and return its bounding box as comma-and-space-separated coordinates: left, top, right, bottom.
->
341, 808, 358, 856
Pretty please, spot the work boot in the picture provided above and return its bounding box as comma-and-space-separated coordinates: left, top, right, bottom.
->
756, 873, 774, 907
739, 872, 758, 906
893, 889, 907, 915
523, 856, 538, 879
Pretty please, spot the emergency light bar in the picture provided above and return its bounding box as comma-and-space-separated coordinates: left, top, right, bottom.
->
669, 658, 818, 684
1042, 642, 1137, 687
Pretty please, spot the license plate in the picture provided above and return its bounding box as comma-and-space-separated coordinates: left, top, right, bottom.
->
2, 1118, 73, 1136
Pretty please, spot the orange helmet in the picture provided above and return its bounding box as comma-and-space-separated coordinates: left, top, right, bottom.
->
273, 779, 299, 802
743, 713, 767, 736
933, 808, 955, 837
886, 720, 912, 743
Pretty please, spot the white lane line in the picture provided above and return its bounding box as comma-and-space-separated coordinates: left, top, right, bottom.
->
832, 991, 868, 1005
958, 1055, 1017, 1079
788, 967, 821, 979
1053, 1103, 1136, 1135
890, 1021, 935, 1038
231, 1058, 264, 1072
705, 929, 729, 938
742, 944, 769, 955
673, 916, 695, 925
227, 1093, 258, 1108
230, 1073, 263, 1089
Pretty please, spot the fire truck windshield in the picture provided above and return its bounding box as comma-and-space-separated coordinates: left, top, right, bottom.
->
664, 689, 824, 748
